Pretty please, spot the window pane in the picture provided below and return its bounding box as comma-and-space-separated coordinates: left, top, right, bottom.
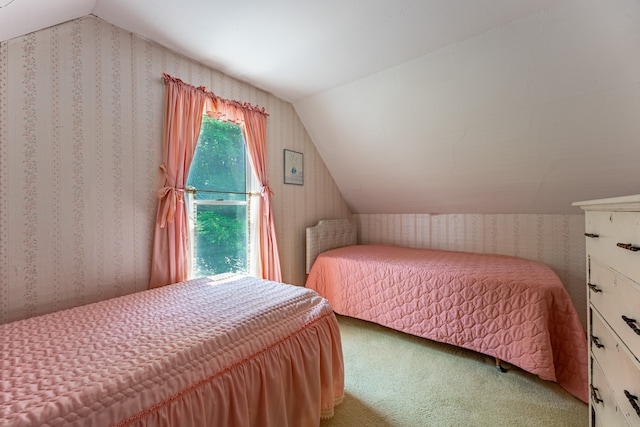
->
187, 117, 246, 200
192, 204, 247, 277
186, 116, 254, 279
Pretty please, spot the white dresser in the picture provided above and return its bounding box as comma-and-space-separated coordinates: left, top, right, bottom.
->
573, 195, 640, 427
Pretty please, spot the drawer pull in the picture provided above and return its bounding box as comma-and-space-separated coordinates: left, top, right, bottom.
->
622, 315, 640, 336
584, 233, 599, 238
624, 390, 640, 418
590, 335, 604, 348
617, 242, 640, 252
591, 385, 603, 404
588, 283, 602, 293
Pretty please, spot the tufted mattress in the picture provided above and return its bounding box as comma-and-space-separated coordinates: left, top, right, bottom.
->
306, 244, 588, 403
1, 274, 344, 427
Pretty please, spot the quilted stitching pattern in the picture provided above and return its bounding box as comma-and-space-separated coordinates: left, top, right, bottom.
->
1, 275, 333, 426
306, 245, 588, 402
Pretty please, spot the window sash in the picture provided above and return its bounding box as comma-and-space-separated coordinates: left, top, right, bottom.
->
185, 169, 259, 279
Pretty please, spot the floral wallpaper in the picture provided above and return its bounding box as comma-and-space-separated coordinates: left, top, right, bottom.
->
0, 15, 587, 329
0, 16, 350, 323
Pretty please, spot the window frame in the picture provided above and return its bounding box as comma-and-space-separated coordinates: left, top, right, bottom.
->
185, 116, 260, 279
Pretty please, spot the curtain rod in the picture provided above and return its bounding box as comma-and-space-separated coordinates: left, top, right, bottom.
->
185, 187, 260, 196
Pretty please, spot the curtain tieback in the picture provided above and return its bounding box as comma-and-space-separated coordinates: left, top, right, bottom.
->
260, 186, 274, 197
157, 164, 185, 228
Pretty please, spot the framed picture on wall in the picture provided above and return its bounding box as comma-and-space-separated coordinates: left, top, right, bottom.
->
284, 149, 304, 185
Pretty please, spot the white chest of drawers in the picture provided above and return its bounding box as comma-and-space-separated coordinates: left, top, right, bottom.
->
573, 195, 640, 427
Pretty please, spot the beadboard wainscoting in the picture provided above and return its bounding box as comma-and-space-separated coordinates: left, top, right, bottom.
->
354, 213, 587, 328
0, 15, 350, 323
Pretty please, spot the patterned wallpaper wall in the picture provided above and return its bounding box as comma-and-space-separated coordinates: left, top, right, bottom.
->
0, 16, 350, 323
354, 213, 587, 327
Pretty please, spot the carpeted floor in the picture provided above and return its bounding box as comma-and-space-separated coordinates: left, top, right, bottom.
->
322, 315, 588, 427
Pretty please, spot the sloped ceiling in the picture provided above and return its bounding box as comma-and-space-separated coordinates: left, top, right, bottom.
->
1, 0, 639, 214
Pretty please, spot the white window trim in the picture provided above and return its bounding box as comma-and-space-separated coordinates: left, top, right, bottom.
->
185, 147, 260, 279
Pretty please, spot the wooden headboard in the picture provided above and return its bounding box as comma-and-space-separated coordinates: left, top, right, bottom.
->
306, 219, 357, 274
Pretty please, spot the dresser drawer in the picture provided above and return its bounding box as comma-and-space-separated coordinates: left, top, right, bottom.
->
585, 210, 640, 282
575, 196, 640, 427
591, 310, 640, 426
591, 308, 619, 369
591, 357, 628, 427
589, 259, 640, 361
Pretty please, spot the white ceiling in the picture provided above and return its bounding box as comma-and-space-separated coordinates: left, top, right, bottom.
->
1, 0, 639, 214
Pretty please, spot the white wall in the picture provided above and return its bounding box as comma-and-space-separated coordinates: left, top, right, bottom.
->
296, 0, 640, 215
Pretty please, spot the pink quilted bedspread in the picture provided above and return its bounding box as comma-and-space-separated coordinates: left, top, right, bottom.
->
306, 244, 588, 403
1, 274, 344, 427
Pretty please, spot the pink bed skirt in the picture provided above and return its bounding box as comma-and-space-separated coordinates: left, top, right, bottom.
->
1, 274, 344, 426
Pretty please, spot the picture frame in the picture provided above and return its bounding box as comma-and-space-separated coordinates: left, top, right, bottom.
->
284, 149, 304, 185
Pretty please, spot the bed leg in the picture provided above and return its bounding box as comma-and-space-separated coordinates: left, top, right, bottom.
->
495, 357, 506, 373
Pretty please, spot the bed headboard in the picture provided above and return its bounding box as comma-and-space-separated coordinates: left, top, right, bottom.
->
306, 219, 357, 274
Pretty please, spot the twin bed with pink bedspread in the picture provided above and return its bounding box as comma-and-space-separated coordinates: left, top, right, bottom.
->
305, 219, 588, 403
1, 274, 344, 427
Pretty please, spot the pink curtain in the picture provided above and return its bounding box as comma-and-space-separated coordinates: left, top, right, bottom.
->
240, 110, 282, 282
149, 75, 206, 288
203, 93, 282, 283
150, 74, 282, 288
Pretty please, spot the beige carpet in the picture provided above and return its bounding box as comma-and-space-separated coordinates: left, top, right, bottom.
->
322, 315, 588, 427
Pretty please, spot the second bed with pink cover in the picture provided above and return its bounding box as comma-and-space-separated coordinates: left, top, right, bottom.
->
306, 239, 588, 403
1, 274, 344, 427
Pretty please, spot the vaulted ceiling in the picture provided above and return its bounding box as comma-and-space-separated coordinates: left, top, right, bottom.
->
2, 0, 639, 214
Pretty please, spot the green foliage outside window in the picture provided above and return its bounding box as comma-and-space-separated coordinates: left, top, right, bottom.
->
187, 117, 248, 277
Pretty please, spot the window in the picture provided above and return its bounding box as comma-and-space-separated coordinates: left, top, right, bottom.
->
185, 116, 258, 278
